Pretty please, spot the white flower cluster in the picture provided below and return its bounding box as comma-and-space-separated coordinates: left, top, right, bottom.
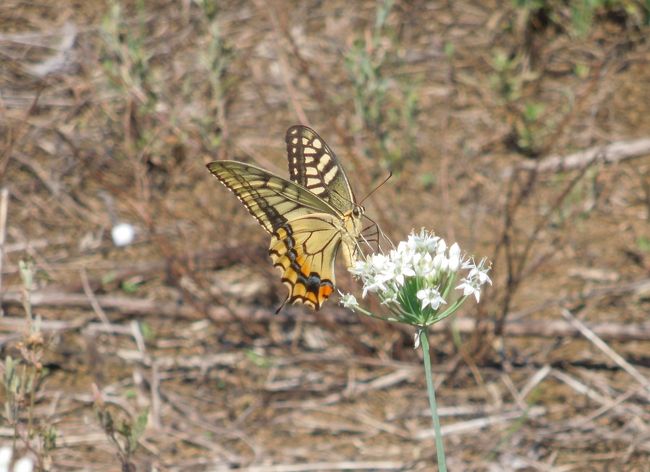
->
343, 230, 491, 325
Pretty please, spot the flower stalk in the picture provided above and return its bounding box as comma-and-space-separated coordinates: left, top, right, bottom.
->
341, 229, 491, 470
419, 328, 446, 472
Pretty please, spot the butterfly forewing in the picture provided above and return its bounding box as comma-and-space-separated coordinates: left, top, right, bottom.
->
207, 161, 336, 234
286, 126, 356, 213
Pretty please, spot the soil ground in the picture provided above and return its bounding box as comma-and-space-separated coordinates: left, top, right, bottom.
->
1, 1, 650, 471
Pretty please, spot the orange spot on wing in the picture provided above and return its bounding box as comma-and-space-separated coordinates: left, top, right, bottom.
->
319, 284, 333, 300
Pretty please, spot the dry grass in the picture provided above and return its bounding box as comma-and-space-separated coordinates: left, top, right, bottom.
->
1, 0, 650, 470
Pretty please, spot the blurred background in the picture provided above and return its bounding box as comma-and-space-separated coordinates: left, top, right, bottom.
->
1, 0, 650, 470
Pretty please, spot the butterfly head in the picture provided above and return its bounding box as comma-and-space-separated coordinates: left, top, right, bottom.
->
350, 205, 365, 219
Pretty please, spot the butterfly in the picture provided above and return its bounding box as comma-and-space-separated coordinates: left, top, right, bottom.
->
207, 125, 364, 311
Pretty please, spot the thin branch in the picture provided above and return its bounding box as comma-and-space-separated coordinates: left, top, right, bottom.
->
238, 462, 405, 472
80, 268, 111, 326
561, 308, 650, 394
0, 187, 8, 314
4, 292, 650, 342
415, 406, 546, 439
505, 138, 650, 176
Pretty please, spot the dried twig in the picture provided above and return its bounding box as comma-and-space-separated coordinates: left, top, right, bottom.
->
80, 268, 111, 326
519, 364, 552, 400
150, 361, 161, 429
3, 292, 650, 342
416, 406, 546, 439
569, 384, 648, 430
506, 138, 650, 175
561, 308, 650, 394
237, 462, 406, 472
0, 187, 8, 314
551, 368, 615, 407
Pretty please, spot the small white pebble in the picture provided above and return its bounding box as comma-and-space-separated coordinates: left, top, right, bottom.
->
0, 447, 12, 471
13, 457, 34, 472
111, 223, 135, 247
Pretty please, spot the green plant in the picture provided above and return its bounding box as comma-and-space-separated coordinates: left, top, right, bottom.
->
514, 101, 546, 156
571, 0, 602, 37
197, 17, 235, 150
513, 0, 650, 37
1, 260, 56, 470
100, 2, 153, 106
636, 236, 650, 252
489, 50, 530, 103
344, 0, 419, 171
94, 389, 149, 472
341, 230, 492, 472
99, 0, 160, 170
120, 278, 144, 294
245, 349, 271, 368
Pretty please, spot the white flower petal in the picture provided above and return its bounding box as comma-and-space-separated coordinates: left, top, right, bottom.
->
448, 243, 461, 271
417, 287, 445, 310
340, 293, 359, 310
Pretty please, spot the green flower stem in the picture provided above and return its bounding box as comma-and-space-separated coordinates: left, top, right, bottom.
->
352, 304, 392, 322
419, 328, 447, 472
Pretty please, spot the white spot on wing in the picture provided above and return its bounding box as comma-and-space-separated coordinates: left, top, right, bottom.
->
317, 153, 331, 171
304, 156, 315, 163
302, 137, 309, 145
306, 167, 318, 176
307, 177, 322, 187
312, 138, 322, 149
323, 166, 338, 183
303, 147, 316, 154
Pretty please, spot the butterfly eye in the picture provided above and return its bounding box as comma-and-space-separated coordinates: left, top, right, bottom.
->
352, 206, 363, 218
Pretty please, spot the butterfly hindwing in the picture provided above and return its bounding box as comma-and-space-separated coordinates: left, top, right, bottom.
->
269, 216, 337, 310
269, 214, 358, 310
286, 126, 356, 214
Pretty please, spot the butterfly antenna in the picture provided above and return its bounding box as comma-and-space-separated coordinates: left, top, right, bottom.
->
359, 171, 393, 206
361, 221, 381, 247
357, 231, 375, 252
362, 213, 393, 252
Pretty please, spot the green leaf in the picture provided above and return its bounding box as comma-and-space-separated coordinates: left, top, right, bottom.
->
245, 349, 271, 368
128, 408, 149, 452
121, 279, 143, 293
637, 236, 650, 253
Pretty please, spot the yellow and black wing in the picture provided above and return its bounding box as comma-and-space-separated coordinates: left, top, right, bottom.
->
207, 160, 338, 234
207, 160, 356, 310
270, 214, 355, 310
286, 126, 357, 213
